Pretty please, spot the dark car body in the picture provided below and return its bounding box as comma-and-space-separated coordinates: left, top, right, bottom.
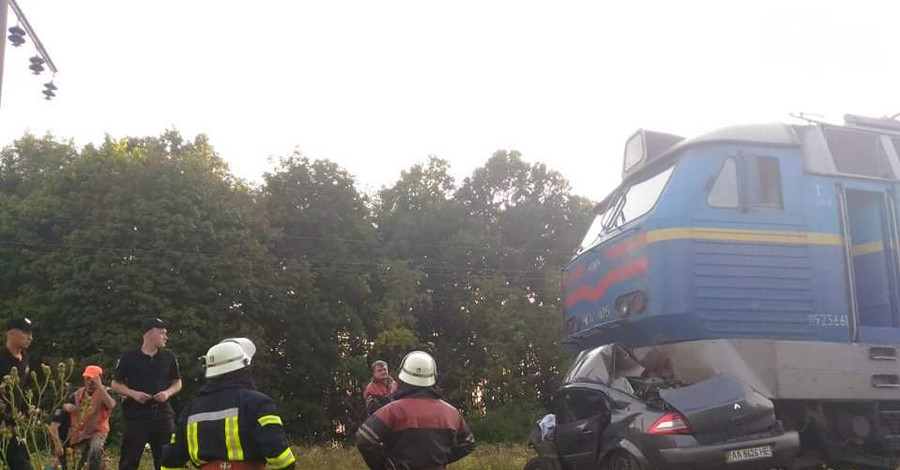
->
530, 344, 799, 470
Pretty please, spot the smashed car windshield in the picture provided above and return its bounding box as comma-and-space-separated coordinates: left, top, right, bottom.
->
564, 344, 613, 384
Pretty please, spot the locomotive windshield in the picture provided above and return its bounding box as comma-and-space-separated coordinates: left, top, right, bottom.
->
577, 165, 674, 253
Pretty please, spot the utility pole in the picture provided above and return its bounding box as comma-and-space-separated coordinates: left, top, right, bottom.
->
0, 0, 9, 107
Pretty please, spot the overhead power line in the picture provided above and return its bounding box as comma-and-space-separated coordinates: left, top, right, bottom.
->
0, 211, 566, 255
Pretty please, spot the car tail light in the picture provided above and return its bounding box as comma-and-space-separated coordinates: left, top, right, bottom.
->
648, 412, 692, 435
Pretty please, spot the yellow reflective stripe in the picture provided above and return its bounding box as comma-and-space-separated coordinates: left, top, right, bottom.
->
257, 415, 283, 427
646, 227, 843, 246
187, 422, 204, 465
266, 447, 296, 470
853, 240, 885, 256
225, 416, 244, 461
169, 433, 176, 444
225, 416, 234, 460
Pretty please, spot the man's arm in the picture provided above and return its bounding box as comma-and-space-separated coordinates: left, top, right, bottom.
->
62, 391, 76, 413
153, 353, 183, 403
161, 406, 191, 470
95, 382, 116, 409
364, 396, 381, 415
153, 379, 182, 403
48, 419, 64, 456
447, 415, 476, 464
108, 380, 126, 396
112, 356, 152, 404
250, 396, 295, 470
355, 411, 392, 470
110, 379, 152, 404
165, 379, 182, 397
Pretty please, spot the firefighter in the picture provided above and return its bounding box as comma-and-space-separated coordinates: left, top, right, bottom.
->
161, 338, 295, 470
356, 351, 475, 470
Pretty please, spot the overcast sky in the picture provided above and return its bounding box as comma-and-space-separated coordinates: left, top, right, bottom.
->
1, 0, 898, 201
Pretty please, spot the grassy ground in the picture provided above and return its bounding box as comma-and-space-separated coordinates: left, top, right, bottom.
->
295, 444, 530, 470
120, 443, 531, 470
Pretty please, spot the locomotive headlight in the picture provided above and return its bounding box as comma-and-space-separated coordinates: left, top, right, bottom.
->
631, 291, 647, 314
615, 291, 647, 317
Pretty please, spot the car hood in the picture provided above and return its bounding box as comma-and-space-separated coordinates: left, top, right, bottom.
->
660, 375, 777, 445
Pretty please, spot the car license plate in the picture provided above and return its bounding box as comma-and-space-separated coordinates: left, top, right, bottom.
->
725, 445, 773, 464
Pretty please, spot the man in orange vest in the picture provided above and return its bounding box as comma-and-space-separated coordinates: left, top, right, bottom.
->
53, 365, 116, 470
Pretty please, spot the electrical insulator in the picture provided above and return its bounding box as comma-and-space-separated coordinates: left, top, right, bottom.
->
42, 81, 57, 100
29, 56, 45, 75
7, 26, 26, 47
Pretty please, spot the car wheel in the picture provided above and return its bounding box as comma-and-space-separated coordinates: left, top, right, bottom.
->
524, 456, 541, 470
605, 451, 644, 470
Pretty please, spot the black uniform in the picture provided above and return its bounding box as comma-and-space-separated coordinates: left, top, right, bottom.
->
114, 349, 180, 470
161, 370, 295, 470
0, 347, 31, 470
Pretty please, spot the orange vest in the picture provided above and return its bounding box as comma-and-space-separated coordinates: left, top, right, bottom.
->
67, 386, 112, 445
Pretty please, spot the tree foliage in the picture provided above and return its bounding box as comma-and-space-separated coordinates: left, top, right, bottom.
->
0, 133, 594, 442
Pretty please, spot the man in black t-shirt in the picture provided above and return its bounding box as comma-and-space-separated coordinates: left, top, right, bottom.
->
111, 318, 182, 470
0, 317, 36, 470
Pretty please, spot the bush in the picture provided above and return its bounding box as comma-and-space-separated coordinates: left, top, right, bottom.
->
468, 402, 545, 444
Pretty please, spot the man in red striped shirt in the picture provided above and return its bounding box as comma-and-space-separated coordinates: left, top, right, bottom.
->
363, 360, 398, 416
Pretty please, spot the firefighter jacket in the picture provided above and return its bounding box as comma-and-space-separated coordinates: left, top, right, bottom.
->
161, 371, 295, 470
356, 385, 475, 470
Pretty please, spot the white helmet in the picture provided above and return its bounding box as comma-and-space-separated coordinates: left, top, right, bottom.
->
222, 337, 256, 361
204, 338, 256, 378
398, 351, 437, 387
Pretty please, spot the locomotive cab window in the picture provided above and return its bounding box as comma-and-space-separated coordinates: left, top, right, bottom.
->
706, 156, 782, 210
707, 158, 739, 208
745, 156, 783, 208
824, 127, 894, 179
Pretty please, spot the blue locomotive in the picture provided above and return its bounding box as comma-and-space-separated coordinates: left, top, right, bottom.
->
564, 114, 900, 468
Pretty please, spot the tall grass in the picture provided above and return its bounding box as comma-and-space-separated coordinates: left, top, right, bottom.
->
294, 443, 530, 470
124, 444, 531, 470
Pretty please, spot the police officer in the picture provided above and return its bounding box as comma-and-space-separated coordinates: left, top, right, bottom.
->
161, 338, 296, 470
356, 351, 475, 470
0, 317, 36, 470
111, 318, 182, 470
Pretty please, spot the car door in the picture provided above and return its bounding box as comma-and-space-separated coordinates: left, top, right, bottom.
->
554, 387, 611, 470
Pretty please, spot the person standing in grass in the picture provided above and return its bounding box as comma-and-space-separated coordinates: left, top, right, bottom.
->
52, 365, 116, 470
356, 351, 475, 470
111, 318, 182, 470
363, 360, 398, 416
162, 338, 296, 470
0, 317, 36, 470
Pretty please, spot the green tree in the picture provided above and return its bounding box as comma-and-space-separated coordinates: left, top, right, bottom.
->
262, 155, 377, 440
0, 133, 595, 445
0, 132, 294, 414
373, 151, 593, 420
